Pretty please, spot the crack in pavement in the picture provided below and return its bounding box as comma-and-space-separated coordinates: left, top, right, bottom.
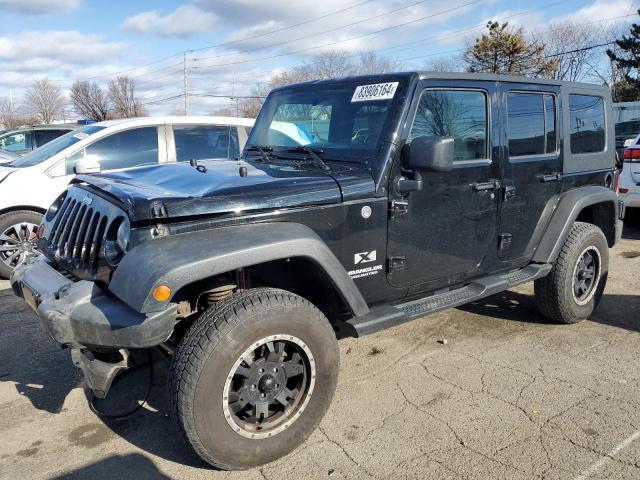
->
317, 426, 377, 479
396, 383, 539, 479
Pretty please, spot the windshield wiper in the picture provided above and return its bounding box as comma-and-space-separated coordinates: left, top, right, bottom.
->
288, 146, 330, 171
245, 145, 273, 162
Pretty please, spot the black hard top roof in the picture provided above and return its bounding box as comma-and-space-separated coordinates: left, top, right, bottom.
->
272, 71, 609, 93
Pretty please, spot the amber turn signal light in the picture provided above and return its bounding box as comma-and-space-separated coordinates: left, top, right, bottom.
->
152, 285, 172, 302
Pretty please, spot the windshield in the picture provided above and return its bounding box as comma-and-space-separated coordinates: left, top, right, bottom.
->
245, 79, 407, 162
10, 125, 105, 168
615, 120, 640, 137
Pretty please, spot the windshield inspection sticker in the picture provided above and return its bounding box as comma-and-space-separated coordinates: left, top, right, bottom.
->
73, 132, 89, 140
351, 82, 399, 102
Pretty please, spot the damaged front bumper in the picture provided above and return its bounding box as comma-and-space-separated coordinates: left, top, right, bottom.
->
11, 256, 177, 396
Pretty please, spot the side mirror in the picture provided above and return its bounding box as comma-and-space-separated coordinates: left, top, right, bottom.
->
74, 159, 101, 174
403, 135, 454, 172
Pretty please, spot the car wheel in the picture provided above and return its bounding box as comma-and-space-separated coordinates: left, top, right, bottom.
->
169, 288, 340, 470
0, 210, 43, 279
534, 222, 608, 324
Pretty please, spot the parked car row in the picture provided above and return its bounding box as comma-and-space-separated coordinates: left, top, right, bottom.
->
0, 115, 254, 277
0, 123, 81, 159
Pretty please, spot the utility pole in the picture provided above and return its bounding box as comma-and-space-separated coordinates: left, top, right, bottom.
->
183, 52, 188, 115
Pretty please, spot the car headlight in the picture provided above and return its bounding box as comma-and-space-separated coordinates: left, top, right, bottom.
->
116, 220, 130, 252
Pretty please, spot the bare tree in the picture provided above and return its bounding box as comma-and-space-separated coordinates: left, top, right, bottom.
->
424, 56, 464, 72
356, 51, 403, 75
70, 80, 110, 121
0, 98, 22, 128
23, 77, 66, 124
238, 50, 400, 117
540, 21, 596, 81
108, 76, 146, 118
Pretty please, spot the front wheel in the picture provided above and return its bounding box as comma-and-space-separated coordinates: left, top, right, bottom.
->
169, 288, 340, 470
535, 222, 609, 324
0, 210, 43, 279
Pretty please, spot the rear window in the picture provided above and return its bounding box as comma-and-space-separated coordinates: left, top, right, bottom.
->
569, 95, 606, 154
174, 125, 232, 161
615, 120, 640, 137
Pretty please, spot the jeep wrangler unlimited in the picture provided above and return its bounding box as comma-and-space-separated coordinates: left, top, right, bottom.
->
11, 72, 624, 470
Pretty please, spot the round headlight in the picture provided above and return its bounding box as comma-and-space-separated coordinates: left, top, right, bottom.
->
116, 220, 130, 252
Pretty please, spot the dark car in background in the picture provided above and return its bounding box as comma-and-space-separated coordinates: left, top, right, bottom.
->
0, 124, 80, 157
615, 119, 640, 166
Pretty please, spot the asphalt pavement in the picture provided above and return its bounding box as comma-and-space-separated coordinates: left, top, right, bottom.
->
1, 226, 639, 479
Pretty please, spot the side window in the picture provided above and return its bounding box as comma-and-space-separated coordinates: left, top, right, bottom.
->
173, 125, 231, 161
1, 131, 32, 152
507, 92, 557, 157
569, 95, 606, 154
35, 130, 67, 148
79, 127, 159, 173
410, 89, 488, 161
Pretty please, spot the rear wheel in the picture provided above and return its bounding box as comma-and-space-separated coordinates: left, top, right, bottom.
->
535, 222, 608, 324
0, 210, 42, 279
169, 288, 340, 470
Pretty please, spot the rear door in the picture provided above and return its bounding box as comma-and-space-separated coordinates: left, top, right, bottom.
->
497, 84, 563, 265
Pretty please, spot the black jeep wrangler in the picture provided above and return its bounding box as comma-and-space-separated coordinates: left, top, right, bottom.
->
11, 72, 624, 470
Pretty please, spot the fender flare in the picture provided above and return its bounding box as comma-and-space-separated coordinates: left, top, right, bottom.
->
109, 222, 370, 316
532, 186, 618, 263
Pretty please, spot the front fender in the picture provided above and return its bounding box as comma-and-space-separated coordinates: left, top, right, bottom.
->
109, 222, 369, 317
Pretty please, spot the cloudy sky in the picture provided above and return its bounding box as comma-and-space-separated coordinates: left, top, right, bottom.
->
1, 0, 638, 117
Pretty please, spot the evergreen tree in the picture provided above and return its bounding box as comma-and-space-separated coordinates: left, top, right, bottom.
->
464, 21, 556, 77
606, 10, 640, 102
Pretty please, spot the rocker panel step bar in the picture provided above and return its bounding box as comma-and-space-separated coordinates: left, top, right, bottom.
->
346, 263, 552, 337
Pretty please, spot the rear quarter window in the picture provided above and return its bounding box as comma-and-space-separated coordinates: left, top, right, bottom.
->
569, 95, 606, 154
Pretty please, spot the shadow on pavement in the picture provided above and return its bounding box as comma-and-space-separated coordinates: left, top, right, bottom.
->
86, 352, 211, 470
0, 286, 82, 414
52, 453, 171, 479
459, 290, 640, 334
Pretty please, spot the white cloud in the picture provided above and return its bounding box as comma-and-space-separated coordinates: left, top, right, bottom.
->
0, 0, 81, 15
550, 0, 637, 25
0, 31, 127, 65
122, 5, 218, 38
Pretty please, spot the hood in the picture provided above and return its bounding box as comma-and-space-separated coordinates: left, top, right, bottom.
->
75, 159, 375, 222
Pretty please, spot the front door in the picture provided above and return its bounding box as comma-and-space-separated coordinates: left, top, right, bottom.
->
497, 84, 563, 265
387, 80, 501, 290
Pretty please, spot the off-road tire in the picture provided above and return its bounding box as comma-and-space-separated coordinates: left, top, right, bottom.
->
169, 288, 340, 470
534, 222, 608, 324
0, 210, 43, 279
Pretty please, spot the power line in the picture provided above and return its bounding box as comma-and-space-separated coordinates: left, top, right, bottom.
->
186, 0, 377, 54
50, 0, 377, 83
192, 0, 484, 70
192, 0, 433, 62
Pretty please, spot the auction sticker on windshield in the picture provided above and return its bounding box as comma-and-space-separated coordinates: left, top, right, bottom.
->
351, 82, 399, 102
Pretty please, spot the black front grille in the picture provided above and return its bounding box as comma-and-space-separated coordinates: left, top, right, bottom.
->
42, 186, 126, 281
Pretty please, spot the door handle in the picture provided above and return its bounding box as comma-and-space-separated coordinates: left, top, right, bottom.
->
472, 180, 501, 192
539, 173, 562, 183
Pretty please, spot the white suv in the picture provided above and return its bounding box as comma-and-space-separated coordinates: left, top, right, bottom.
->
0, 116, 254, 277
619, 134, 640, 222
